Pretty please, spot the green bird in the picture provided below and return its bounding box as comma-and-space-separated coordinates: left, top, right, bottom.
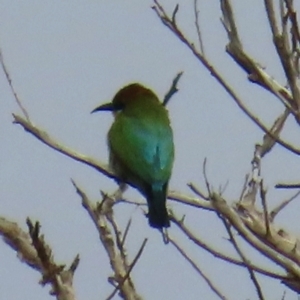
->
92, 83, 174, 228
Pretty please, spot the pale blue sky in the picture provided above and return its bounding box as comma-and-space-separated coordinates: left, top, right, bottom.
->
1, 1, 300, 299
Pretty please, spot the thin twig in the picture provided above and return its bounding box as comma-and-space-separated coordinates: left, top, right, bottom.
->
0, 49, 30, 121
222, 218, 265, 300
260, 181, 271, 237
239, 174, 250, 202
120, 218, 132, 248
203, 158, 211, 195
276, 183, 300, 189
261, 109, 290, 157
163, 71, 183, 106
169, 238, 228, 300
218, 180, 229, 196
187, 182, 209, 200
172, 4, 179, 24
108, 216, 127, 261
270, 190, 300, 221
106, 239, 148, 300
194, 0, 206, 55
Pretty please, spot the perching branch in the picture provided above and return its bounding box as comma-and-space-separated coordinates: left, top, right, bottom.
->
13, 114, 115, 180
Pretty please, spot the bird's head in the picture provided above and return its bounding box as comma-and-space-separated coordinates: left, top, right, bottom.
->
91, 83, 158, 114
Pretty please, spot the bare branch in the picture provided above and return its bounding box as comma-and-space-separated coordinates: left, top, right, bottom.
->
260, 181, 271, 237
284, 0, 300, 53
276, 183, 300, 189
222, 219, 265, 300
0, 217, 78, 300
169, 237, 228, 300
187, 182, 209, 200
106, 239, 148, 300
194, 0, 206, 56
168, 190, 213, 210
221, 0, 297, 115
220, 0, 242, 48
153, 1, 300, 156
0, 49, 30, 121
203, 158, 211, 195
163, 71, 183, 106
120, 218, 132, 248
240, 144, 262, 207
72, 180, 142, 300
239, 174, 250, 202
264, 0, 300, 112
0, 217, 42, 270
214, 193, 300, 278
13, 114, 115, 179
270, 190, 300, 220
172, 4, 179, 24
170, 214, 286, 280
264, 0, 280, 37
261, 109, 290, 157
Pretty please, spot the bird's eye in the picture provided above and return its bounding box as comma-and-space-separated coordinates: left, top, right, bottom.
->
114, 102, 125, 111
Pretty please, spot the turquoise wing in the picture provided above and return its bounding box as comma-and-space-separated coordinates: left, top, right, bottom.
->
108, 115, 174, 184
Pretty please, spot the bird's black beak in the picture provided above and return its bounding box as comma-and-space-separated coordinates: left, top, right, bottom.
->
91, 102, 123, 114
91, 102, 115, 114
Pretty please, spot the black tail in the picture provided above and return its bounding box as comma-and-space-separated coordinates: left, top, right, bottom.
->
146, 183, 170, 229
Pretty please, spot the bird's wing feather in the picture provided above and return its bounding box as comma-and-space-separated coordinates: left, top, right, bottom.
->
108, 115, 174, 184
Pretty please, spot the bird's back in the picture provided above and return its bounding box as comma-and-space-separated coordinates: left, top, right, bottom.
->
108, 98, 174, 188
107, 90, 174, 228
